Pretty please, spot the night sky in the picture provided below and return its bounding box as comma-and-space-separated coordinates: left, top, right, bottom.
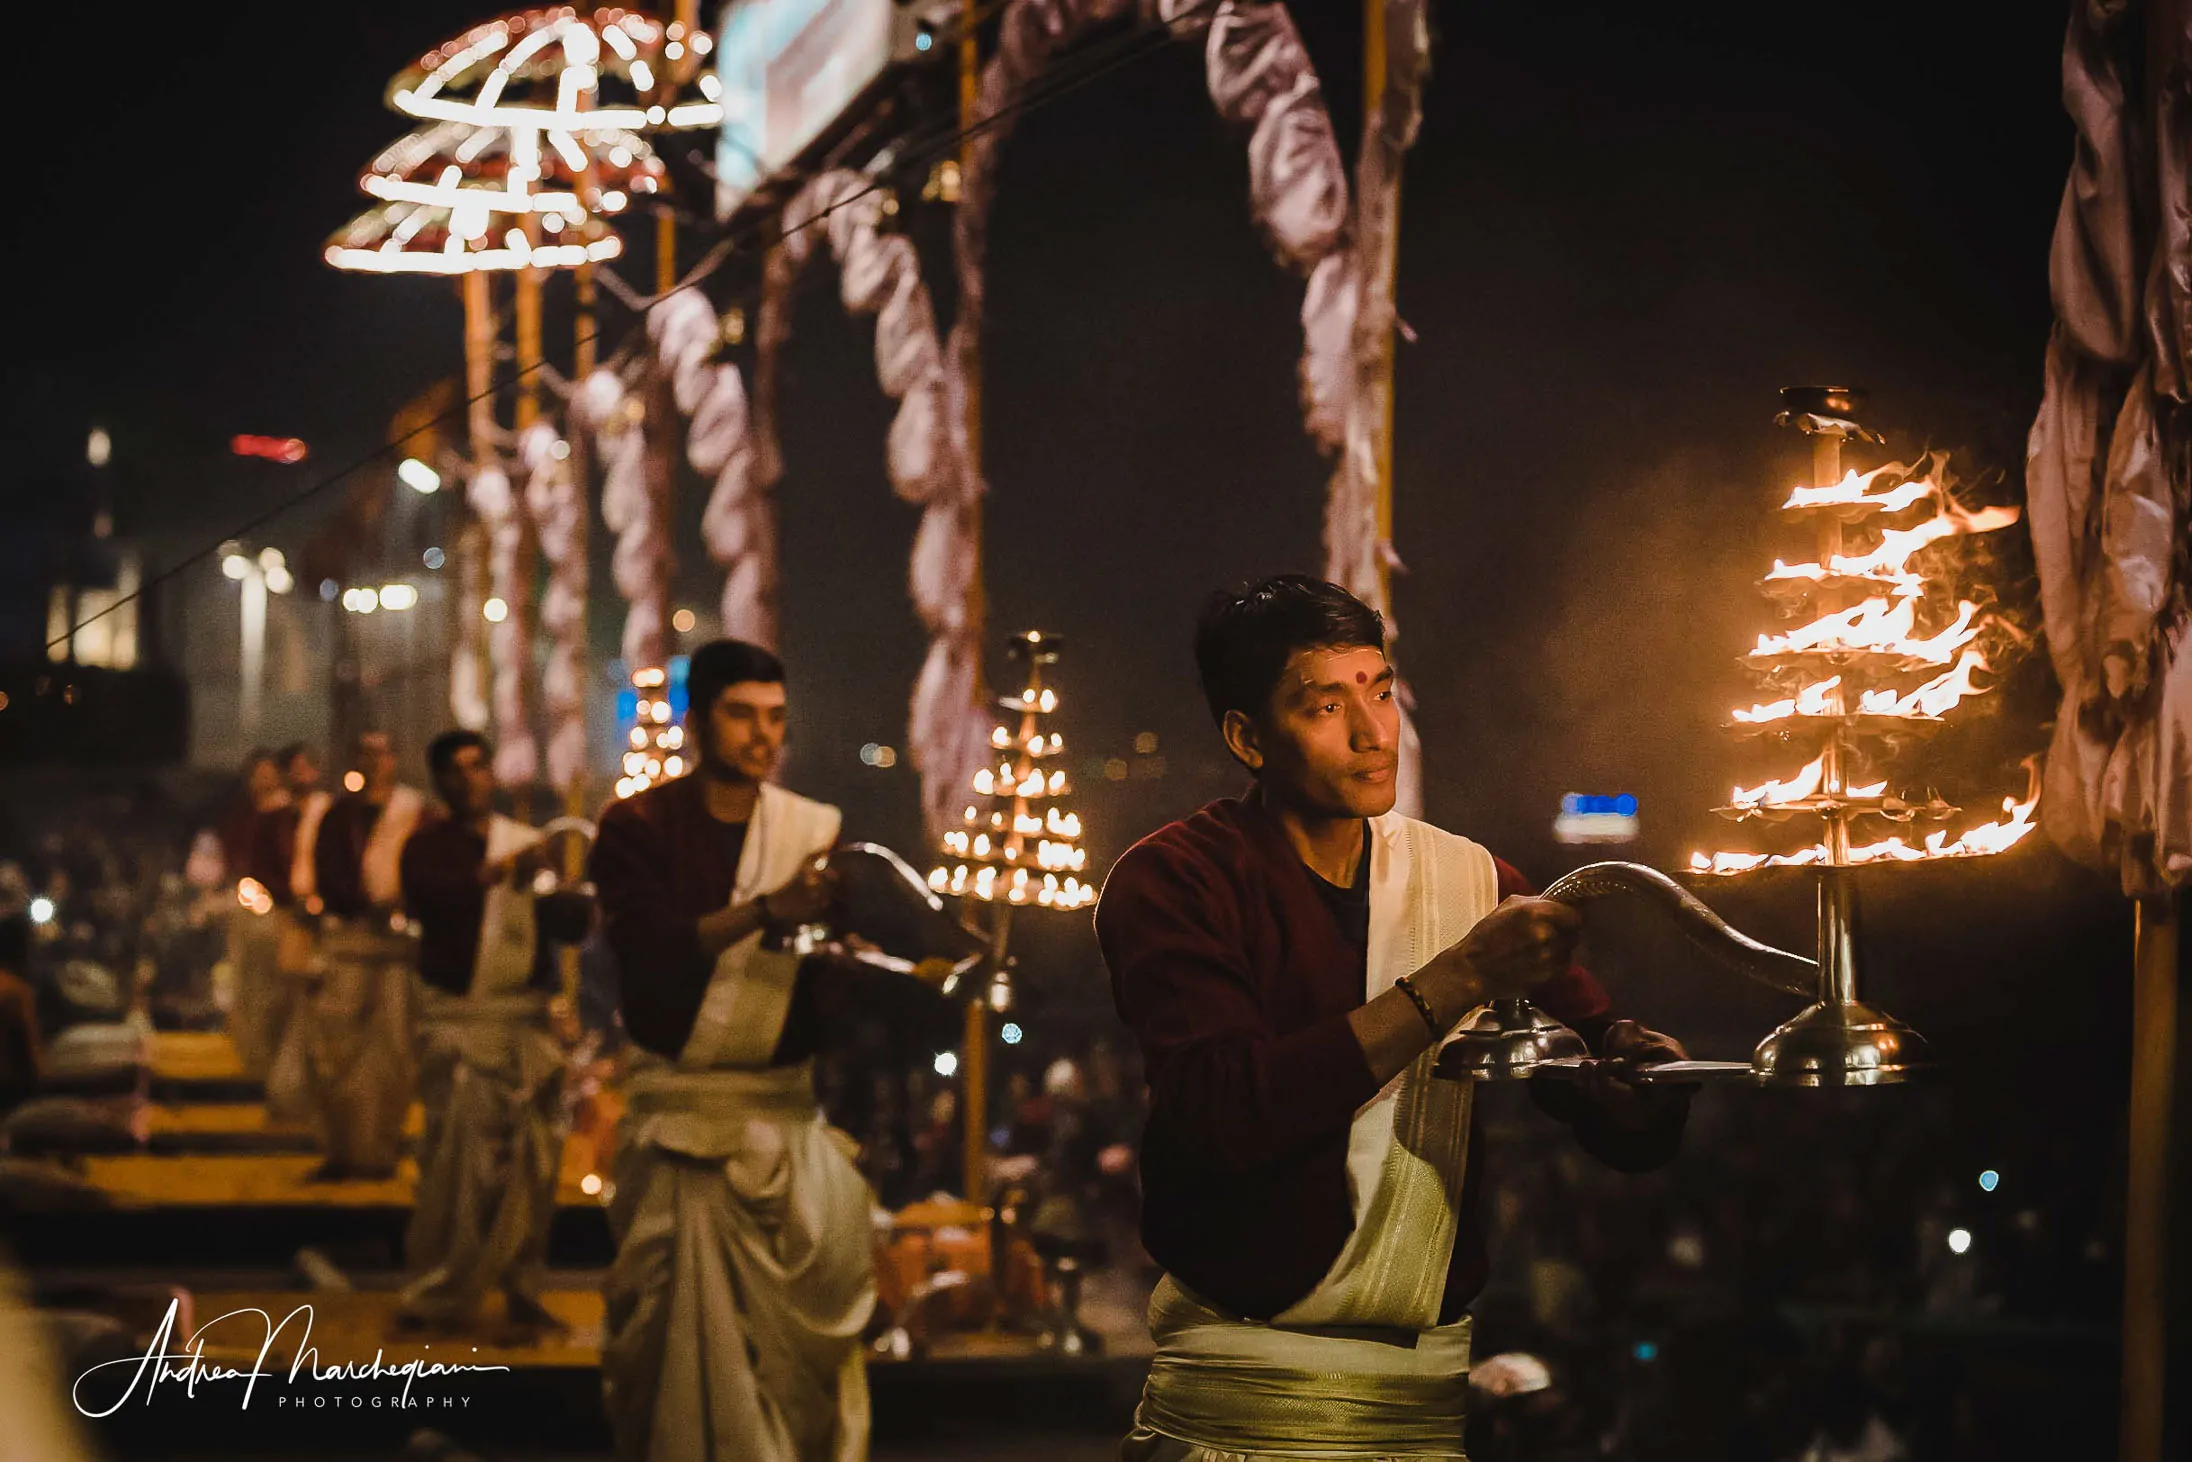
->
13, 0, 2076, 888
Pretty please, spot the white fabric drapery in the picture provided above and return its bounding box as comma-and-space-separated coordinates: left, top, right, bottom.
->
2027, 0, 2192, 894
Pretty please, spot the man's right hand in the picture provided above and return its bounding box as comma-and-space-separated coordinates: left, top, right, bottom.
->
761, 854, 839, 927
1417, 895, 1583, 1018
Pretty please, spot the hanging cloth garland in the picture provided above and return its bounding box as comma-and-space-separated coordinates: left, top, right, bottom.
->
520, 420, 589, 793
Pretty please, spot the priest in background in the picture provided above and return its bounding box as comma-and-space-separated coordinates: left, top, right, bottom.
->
397, 729, 590, 1335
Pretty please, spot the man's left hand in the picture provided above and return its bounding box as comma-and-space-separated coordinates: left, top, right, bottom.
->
1574, 1019, 1693, 1129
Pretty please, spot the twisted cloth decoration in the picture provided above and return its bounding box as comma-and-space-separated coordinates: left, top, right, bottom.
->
520, 421, 588, 793
649, 292, 775, 646
759, 169, 993, 836
1538, 863, 1817, 998
467, 459, 540, 785
578, 367, 672, 674
957, 0, 1432, 812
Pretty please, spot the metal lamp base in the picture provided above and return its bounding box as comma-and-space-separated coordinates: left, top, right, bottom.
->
1752, 999, 1929, 1086
1435, 999, 1589, 1081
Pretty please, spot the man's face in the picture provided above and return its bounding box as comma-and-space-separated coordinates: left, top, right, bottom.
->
1227, 644, 1399, 819
284, 752, 319, 793
246, 760, 283, 805
697, 680, 788, 781
435, 744, 497, 821
356, 734, 397, 792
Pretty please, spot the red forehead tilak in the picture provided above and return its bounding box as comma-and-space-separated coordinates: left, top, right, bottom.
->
1356, 671, 1368, 684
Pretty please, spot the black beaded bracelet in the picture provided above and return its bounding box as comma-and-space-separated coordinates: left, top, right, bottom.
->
1394, 975, 1441, 1035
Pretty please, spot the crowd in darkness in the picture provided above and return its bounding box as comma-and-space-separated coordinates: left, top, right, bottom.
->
0, 775, 2125, 1462
1461, 1081, 2117, 1461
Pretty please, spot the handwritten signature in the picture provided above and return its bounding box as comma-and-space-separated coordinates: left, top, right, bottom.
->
73, 1299, 511, 1416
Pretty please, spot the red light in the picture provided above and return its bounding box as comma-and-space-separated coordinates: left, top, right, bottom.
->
231, 435, 309, 463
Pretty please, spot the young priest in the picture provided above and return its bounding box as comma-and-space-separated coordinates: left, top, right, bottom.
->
1098, 575, 1691, 1461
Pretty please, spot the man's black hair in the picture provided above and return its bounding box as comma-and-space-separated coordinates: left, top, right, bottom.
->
1193, 575, 1386, 728
686, 639, 785, 725
275, 742, 313, 771
426, 728, 490, 782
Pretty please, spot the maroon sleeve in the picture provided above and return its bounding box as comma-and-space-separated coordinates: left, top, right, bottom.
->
1098, 841, 1381, 1179
587, 798, 713, 1057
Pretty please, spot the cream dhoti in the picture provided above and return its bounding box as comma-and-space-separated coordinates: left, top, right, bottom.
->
399, 813, 568, 1321
594, 780, 875, 1462
301, 916, 417, 1173
285, 785, 422, 1173
223, 903, 286, 1080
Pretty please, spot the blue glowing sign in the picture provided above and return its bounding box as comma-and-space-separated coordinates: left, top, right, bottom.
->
1554, 792, 1641, 845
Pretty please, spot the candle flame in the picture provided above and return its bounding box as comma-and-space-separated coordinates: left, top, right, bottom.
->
1692, 761, 2040, 873
1780, 464, 1940, 513
1752, 597, 1982, 665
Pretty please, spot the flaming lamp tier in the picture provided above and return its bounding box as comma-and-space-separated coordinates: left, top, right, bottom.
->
1686, 389, 2037, 1085
930, 631, 1094, 913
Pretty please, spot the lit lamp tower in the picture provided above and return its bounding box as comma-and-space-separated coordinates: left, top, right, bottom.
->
929, 631, 1094, 1194
1692, 388, 2038, 1083
325, 6, 723, 754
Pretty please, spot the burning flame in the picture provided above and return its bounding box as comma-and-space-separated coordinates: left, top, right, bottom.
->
1780, 464, 1940, 513
1765, 559, 1926, 597
1857, 649, 1990, 719
1764, 502, 2022, 592
1733, 677, 1842, 724
1727, 752, 1887, 810
1752, 598, 1981, 665
1693, 762, 2040, 874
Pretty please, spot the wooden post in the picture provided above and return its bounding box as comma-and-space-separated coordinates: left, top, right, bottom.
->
1364, 0, 1396, 615
516, 227, 543, 430
957, 0, 989, 1207
2123, 897, 2177, 1462
2122, 10, 2183, 1456
456, 271, 496, 730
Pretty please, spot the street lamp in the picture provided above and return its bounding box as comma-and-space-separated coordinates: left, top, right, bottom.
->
221, 539, 292, 738
397, 457, 442, 495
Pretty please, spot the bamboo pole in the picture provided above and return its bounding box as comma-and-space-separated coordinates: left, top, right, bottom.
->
2121, 7, 2182, 1455
1365, 0, 1395, 615
958, 0, 991, 1208
2123, 896, 2176, 1462
456, 272, 496, 731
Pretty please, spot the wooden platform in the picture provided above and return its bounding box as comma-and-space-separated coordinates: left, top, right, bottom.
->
150, 1031, 248, 1083
78, 1152, 606, 1210
172, 1288, 1112, 1374
184, 1287, 608, 1370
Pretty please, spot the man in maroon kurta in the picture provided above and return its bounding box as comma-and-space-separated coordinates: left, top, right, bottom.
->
587, 640, 871, 1462
1098, 576, 1689, 1460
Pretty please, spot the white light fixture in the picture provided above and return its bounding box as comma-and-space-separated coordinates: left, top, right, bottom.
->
1001, 1023, 1023, 1046
86, 428, 112, 467
483, 597, 509, 623
933, 1051, 959, 1078
380, 583, 419, 611
221, 555, 251, 581
257, 546, 285, 571
265, 567, 294, 596
397, 457, 442, 494
28, 896, 55, 925
1947, 1228, 1972, 1255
